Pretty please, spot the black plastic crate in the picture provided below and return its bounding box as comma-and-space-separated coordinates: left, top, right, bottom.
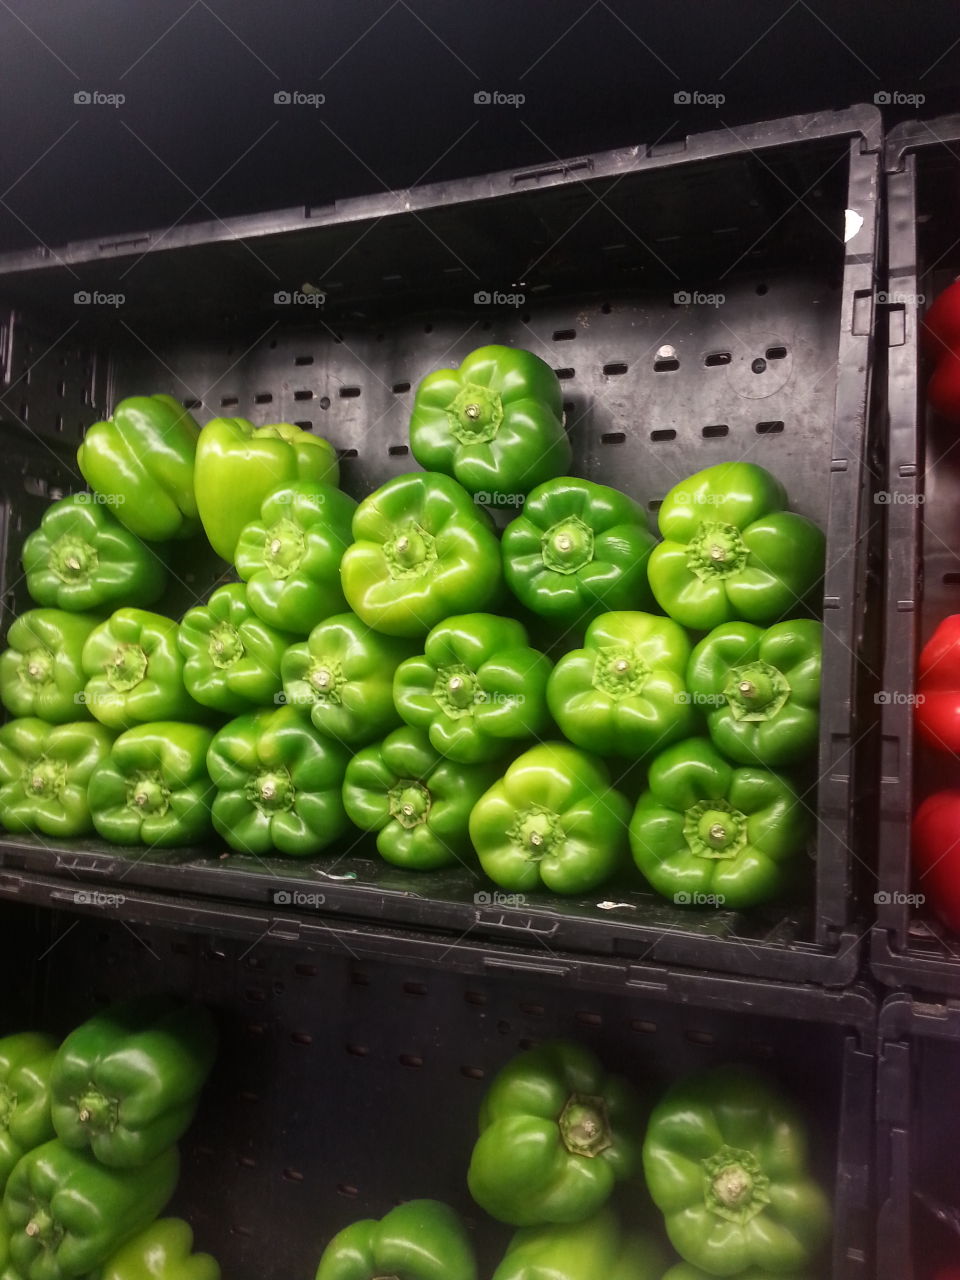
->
0, 894, 876, 1280
877, 992, 960, 1279
872, 115, 960, 992
0, 105, 881, 984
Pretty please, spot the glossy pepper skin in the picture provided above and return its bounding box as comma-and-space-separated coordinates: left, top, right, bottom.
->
76, 396, 201, 541
687, 619, 822, 767
194, 418, 340, 562
629, 737, 810, 910
502, 478, 656, 628
663, 1267, 816, 1280
98, 1219, 220, 1280
492, 1208, 665, 1280
341, 472, 502, 638
469, 743, 630, 895
207, 705, 351, 857
343, 726, 500, 870
82, 610, 204, 730
0, 1035, 57, 1192
922, 281, 960, 423
281, 614, 417, 747
409, 344, 571, 498
912, 791, 960, 934
5, 1140, 179, 1280
87, 723, 215, 848
0, 611, 100, 723
22, 496, 166, 613
394, 614, 552, 763
547, 611, 696, 758
234, 483, 357, 634
178, 584, 293, 714
0, 719, 113, 838
643, 1065, 831, 1276
915, 615, 960, 753
468, 1040, 643, 1226
315, 1199, 477, 1280
648, 463, 825, 629
50, 996, 216, 1169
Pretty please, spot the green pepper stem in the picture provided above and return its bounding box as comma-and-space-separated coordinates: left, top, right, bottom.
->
558, 1093, 613, 1157
75, 1088, 120, 1132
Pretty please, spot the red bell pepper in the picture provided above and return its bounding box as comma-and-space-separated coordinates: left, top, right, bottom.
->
913, 790, 960, 934
934, 1269, 960, 1280
916, 615, 960, 753
923, 281, 960, 423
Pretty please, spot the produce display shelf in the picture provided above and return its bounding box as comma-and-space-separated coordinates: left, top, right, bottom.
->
0, 104, 881, 984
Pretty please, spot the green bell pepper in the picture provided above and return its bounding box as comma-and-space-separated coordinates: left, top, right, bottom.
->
647, 463, 825, 629
280, 614, 417, 747
492, 1208, 665, 1280
98, 1219, 220, 1280
393, 613, 552, 763
234, 483, 356, 634
22, 496, 166, 613
502, 478, 656, 628
207, 704, 351, 857
468, 1040, 643, 1226
50, 996, 216, 1169
628, 737, 811, 910
687, 620, 822, 768
0, 1036, 57, 1193
341, 472, 502, 638
82, 610, 204, 730
5, 1140, 179, 1280
662, 1267, 816, 1280
547, 611, 697, 758
0, 611, 100, 724
315, 1199, 477, 1280
409, 344, 571, 498
343, 726, 500, 870
642, 1065, 831, 1276
194, 418, 340, 561
87, 723, 215, 848
178, 584, 292, 714
76, 396, 200, 542
469, 743, 630, 895
0, 719, 113, 838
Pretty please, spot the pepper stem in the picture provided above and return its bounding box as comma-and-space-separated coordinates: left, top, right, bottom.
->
75, 1088, 120, 1133
703, 1145, 771, 1225
558, 1093, 613, 1157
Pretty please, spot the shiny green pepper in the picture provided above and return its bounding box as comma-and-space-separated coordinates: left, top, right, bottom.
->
234, 482, 357, 634
178, 584, 293, 714
0, 719, 114, 838
409, 344, 571, 498
468, 1040, 643, 1226
82, 610, 205, 729
280, 614, 417, 747
0, 1035, 57, 1193
343, 726, 500, 870
492, 1208, 665, 1280
98, 1218, 221, 1280
22, 496, 166, 613
315, 1199, 477, 1280
0, 611, 100, 723
393, 613, 552, 763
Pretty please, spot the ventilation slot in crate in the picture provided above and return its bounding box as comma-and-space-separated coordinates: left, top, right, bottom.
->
254, 393, 273, 404
294, 389, 313, 401
766, 345, 787, 360
392, 381, 410, 394
650, 428, 676, 442
294, 355, 314, 366
220, 396, 238, 408
702, 424, 729, 438
388, 444, 409, 456
554, 368, 575, 380
339, 386, 361, 398
552, 328, 576, 342
704, 352, 731, 366
654, 356, 679, 372
756, 420, 784, 435
601, 431, 625, 445
602, 362, 628, 376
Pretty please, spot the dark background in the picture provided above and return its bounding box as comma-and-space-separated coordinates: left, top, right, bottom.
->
0, 0, 959, 254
